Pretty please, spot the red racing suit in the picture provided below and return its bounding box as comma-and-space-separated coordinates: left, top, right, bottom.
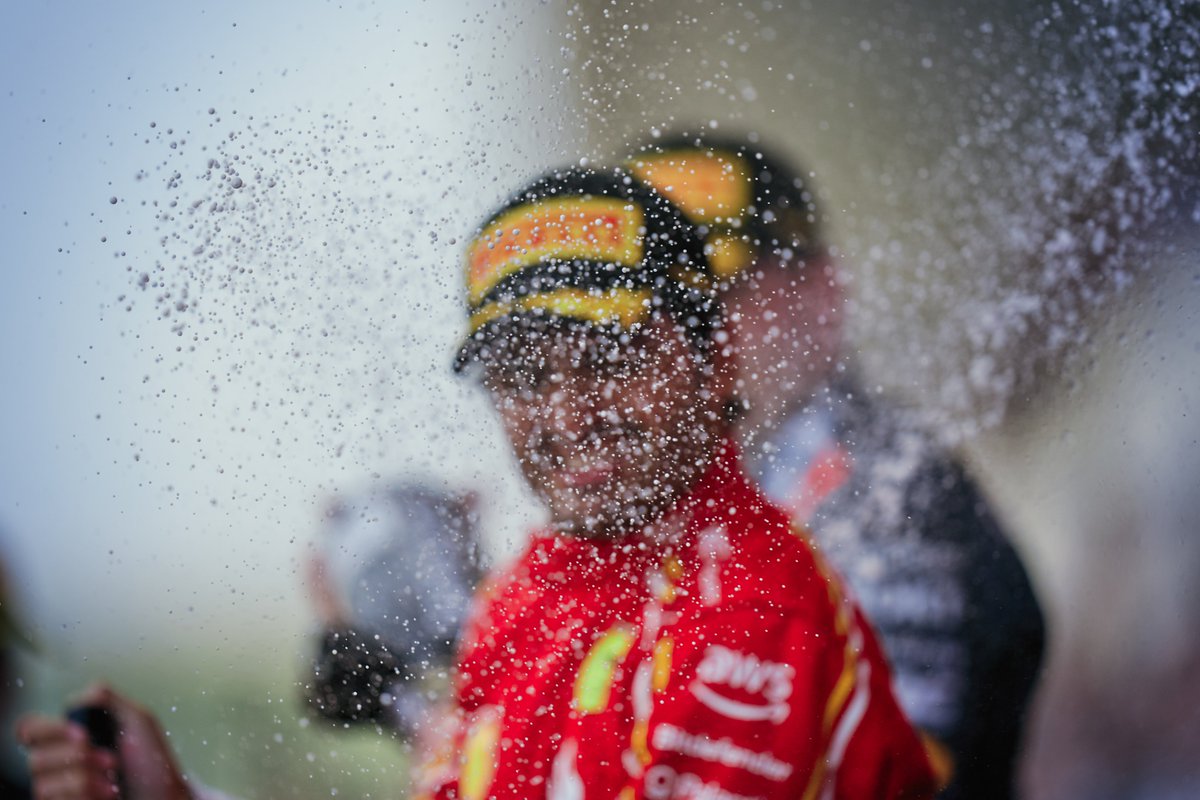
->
416, 442, 936, 800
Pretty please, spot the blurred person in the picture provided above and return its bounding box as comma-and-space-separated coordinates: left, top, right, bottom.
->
1, 549, 34, 799
11, 484, 484, 800
13, 167, 938, 800
304, 482, 482, 739
629, 134, 1046, 800
416, 166, 937, 799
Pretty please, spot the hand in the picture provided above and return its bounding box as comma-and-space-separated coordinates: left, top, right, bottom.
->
15, 711, 119, 800
17, 683, 192, 800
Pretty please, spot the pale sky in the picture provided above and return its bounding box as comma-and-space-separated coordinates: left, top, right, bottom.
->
0, 0, 577, 674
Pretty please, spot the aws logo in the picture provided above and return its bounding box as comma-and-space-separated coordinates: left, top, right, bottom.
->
691, 645, 794, 724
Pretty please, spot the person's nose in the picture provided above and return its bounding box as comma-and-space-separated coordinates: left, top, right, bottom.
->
542, 373, 602, 444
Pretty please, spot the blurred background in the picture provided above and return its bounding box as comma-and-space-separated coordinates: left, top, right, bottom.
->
1, 1, 1196, 798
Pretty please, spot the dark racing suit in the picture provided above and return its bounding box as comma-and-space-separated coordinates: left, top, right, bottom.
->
746, 375, 1045, 800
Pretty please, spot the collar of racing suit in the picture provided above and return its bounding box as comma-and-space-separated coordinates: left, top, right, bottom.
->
523, 437, 755, 588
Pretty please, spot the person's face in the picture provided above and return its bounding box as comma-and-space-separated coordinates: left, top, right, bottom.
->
721, 252, 844, 421
481, 315, 728, 538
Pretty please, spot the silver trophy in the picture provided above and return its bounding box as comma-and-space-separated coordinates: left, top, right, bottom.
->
309, 482, 482, 730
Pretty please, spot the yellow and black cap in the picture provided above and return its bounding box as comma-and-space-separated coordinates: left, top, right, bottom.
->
454, 165, 717, 372
628, 133, 821, 282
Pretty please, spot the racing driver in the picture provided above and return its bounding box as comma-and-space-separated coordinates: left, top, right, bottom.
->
417, 165, 937, 800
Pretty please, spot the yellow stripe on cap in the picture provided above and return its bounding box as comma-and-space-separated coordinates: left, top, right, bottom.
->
706, 230, 756, 279
468, 287, 653, 334
466, 196, 645, 308
629, 150, 753, 226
